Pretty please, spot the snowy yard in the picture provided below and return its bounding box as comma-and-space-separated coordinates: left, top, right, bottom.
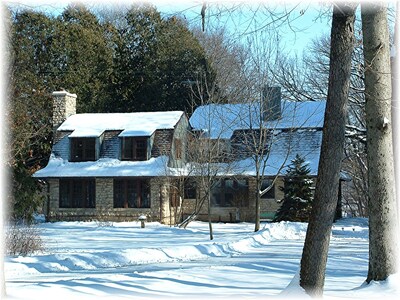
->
4, 218, 399, 299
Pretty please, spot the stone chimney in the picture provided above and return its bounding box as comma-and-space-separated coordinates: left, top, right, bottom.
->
263, 86, 281, 121
52, 90, 77, 130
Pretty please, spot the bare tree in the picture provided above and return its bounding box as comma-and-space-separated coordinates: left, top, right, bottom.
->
361, 2, 399, 283
193, 28, 255, 104
192, 17, 329, 232
2, 5, 11, 296
299, 3, 356, 297
271, 25, 371, 217
179, 73, 239, 240
232, 87, 294, 232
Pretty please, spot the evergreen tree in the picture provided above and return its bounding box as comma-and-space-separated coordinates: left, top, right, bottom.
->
148, 16, 212, 112
53, 4, 114, 113
9, 9, 55, 222
108, 4, 163, 113
273, 154, 313, 222
108, 4, 213, 113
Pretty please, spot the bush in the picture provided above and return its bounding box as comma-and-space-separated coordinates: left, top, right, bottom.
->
273, 154, 314, 222
11, 162, 46, 224
6, 224, 44, 256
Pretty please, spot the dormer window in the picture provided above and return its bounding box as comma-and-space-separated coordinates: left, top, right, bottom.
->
121, 137, 148, 161
70, 138, 96, 162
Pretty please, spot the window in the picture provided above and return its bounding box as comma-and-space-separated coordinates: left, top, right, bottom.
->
121, 137, 148, 161
113, 179, 150, 208
235, 179, 249, 207
184, 178, 197, 199
260, 179, 275, 199
70, 138, 96, 162
211, 178, 248, 207
59, 179, 96, 208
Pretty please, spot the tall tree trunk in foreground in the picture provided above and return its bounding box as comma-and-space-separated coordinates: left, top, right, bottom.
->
361, 2, 399, 283
299, 3, 356, 297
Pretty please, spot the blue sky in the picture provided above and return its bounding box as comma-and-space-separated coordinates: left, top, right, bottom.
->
157, 1, 332, 55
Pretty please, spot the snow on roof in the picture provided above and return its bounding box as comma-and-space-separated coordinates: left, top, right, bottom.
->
190, 103, 256, 139
189, 100, 326, 139
34, 130, 322, 178
33, 155, 185, 178
59, 111, 184, 138
34, 102, 327, 179
265, 100, 326, 129
233, 152, 321, 177
216, 129, 322, 177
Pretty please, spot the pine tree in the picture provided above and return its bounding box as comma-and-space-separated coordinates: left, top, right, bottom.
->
273, 154, 313, 222
10, 9, 55, 222
53, 3, 114, 113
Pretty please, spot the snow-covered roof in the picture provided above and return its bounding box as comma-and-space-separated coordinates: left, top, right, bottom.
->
189, 100, 326, 139
59, 111, 184, 137
34, 130, 322, 178
208, 129, 322, 177
265, 100, 325, 129
34, 102, 327, 179
33, 155, 186, 178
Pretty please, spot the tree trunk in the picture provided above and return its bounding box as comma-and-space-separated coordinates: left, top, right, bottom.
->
361, 2, 399, 283
254, 166, 261, 232
207, 189, 214, 240
391, 3, 399, 223
299, 3, 356, 297
254, 191, 260, 232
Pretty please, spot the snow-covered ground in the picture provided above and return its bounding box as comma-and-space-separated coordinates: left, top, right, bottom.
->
4, 218, 399, 299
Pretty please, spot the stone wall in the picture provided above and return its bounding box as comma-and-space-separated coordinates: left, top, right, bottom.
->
46, 178, 164, 223
46, 175, 306, 224
180, 176, 285, 223
259, 177, 284, 219
151, 130, 173, 157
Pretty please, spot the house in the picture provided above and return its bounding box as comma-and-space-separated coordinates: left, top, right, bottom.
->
185, 87, 332, 222
34, 91, 190, 223
34, 88, 345, 224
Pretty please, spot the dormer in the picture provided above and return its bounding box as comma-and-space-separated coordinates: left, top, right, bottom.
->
66, 124, 105, 162
120, 136, 150, 161
69, 137, 97, 162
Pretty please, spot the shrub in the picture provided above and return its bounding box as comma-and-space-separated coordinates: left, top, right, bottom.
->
6, 224, 44, 256
273, 154, 314, 222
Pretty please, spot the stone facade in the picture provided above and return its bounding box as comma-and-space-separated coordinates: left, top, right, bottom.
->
45, 174, 311, 224
259, 177, 285, 219
180, 176, 286, 223
46, 178, 168, 223
151, 130, 173, 157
